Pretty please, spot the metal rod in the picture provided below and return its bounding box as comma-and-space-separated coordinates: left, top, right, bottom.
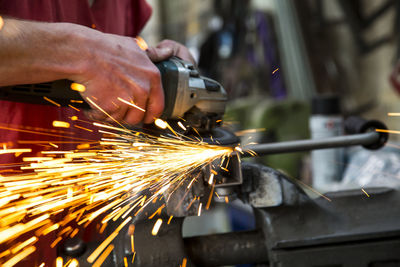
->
244, 132, 380, 157
184, 230, 268, 266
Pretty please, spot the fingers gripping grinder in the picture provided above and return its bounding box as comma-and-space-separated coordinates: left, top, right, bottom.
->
0, 57, 226, 132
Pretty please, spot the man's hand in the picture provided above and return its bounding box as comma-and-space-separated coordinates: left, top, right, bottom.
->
70, 32, 164, 124
147, 39, 196, 65
0, 19, 164, 124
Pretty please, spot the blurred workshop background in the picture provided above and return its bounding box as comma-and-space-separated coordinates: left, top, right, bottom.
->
141, 0, 400, 263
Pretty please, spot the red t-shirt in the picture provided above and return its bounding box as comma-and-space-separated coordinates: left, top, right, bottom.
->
0, 1, 151, 265
0, 0, 151, 164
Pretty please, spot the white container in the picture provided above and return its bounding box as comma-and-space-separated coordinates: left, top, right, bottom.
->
310, 97, 344, 192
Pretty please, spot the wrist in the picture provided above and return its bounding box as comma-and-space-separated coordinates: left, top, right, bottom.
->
46, 22, 98, 80
0, 19, 99, 85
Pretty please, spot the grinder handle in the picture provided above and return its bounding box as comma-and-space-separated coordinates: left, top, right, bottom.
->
0, 80, 90, 108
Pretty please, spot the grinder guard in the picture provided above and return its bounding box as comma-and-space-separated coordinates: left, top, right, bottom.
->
156, 57, 227, 131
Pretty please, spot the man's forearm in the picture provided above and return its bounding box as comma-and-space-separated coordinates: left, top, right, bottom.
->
0, 18, 92, 86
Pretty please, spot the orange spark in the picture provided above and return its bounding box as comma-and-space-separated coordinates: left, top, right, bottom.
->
56, 257, 63, 267
132, 252, 136, 263
148, 204, 165, 219
43, 96, 60, 107
197, 203, 203, 216
376, 129, 400, 135
92, 244, 114, 267
52, 121, 70, 128
0, 148, 31, 155
154, 119, 168, 129
68, 105, 80, 112
135, 36, 148, 51
70, 83, 86, 92
87, 217, 131, 263
206, 182, 215, 210
208, 173, 214, 185
74, 125, 93, 132
151, 218, 163, 236
49, 143, 58, 148
117, 97, 145, 112
178, 121, 187, 131
361, 188, 370, 197
2, 246, 36, 267
67, 259, 79, 267
182, 258, 187, 267
86, 97, 125, 128
50, 237, 62, 248
0, 16, 4, 31
167, 215, 173, 225
130, 235, 134, 253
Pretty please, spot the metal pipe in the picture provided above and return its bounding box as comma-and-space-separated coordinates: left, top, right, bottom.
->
244, 132, 380, 157
184, 230, 268, 267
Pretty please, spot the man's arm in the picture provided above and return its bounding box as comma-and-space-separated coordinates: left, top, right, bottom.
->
0, 18, 164, 124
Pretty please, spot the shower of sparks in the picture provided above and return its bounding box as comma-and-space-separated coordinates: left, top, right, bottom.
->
0, 120, 234, 266
272, 68, 279, 74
